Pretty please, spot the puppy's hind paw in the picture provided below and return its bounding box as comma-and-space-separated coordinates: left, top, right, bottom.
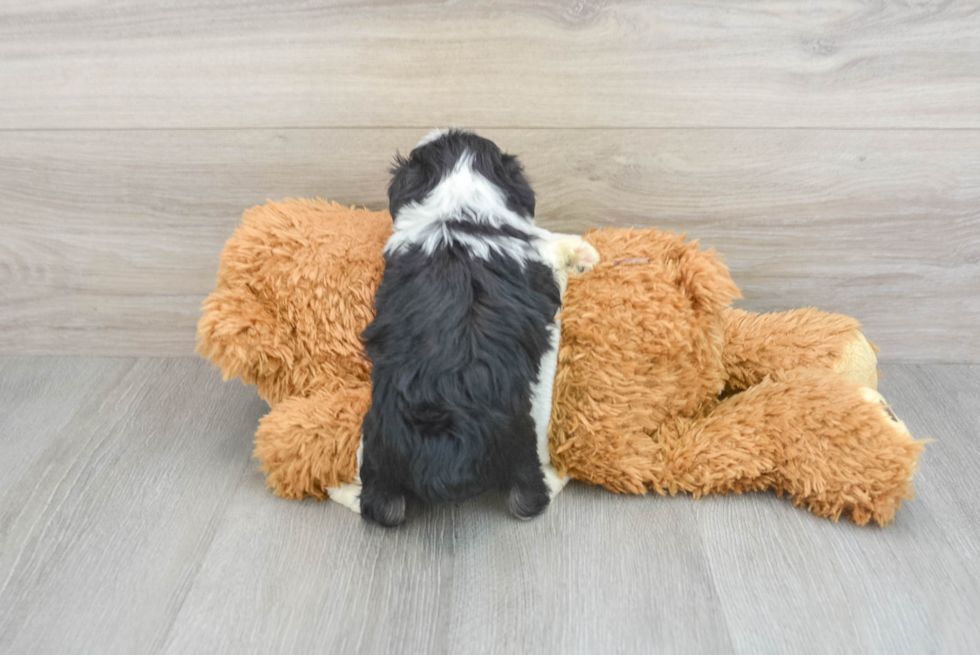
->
508, 483, 550, 521
360, 490, 406, 527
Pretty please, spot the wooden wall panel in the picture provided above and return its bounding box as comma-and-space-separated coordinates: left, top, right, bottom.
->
1, 1, 978, 129
2, 129, 976, 360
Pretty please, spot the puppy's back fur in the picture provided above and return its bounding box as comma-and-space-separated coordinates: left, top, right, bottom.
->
362, 243, 560, 502
358, 130, 559, 526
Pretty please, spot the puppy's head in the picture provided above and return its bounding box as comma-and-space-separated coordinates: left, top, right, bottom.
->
388, 129, 536, 221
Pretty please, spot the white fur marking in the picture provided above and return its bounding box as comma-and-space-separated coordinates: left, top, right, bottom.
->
530, 319, 569, 498
326, 439, 363, 513
384, 152, 541, 263
527, 233, 599, 499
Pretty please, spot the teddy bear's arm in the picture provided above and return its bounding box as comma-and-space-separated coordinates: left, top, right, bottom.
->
253, 380, 368, 501
722, 307, 879, 391
196, 286, 296, 398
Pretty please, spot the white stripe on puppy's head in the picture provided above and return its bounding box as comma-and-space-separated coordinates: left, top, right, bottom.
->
385, 130, 539, 260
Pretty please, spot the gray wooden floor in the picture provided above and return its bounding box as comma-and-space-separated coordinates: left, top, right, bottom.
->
0, 356, 976, 655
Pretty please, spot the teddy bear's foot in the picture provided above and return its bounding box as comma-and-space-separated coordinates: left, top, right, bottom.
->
665, 369, 924, 526
788, 379, 920, 526
858, 385, 917, 497
833, 331, 879, 390
798, 385, 919, 526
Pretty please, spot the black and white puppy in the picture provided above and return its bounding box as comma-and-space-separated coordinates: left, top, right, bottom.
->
337, 129, 598, 526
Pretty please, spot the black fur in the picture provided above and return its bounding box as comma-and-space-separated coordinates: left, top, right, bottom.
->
442, 218, 534, 242
360, 130, 558, 526
388, 129, 536, 220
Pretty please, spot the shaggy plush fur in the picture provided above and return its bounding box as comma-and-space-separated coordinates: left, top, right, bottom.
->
198, 200, 925, 526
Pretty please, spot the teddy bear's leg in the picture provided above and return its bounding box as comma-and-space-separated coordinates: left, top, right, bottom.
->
253, 379, 367, 504
722, 307, 879, 391
666, 369, 922, 525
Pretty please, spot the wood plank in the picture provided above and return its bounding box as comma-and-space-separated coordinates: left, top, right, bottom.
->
0, 357, 267, 654
880, 365, 980, 655
159, 476, 458, 655
444, 489, 733, 655
879, 365, 980, 565
0, 357, 131, 499
2, 358, 979, 653
695, 363, 980, 655
1, 1, 978, 129
2, 128, 977, 360
160, 481, 732, 655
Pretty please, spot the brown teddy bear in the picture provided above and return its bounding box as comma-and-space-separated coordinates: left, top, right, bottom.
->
198, 199, 923, 526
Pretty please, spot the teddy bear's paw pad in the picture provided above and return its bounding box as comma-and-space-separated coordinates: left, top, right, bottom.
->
859, 387, 910, 436
835, 332, 879, 389
858, 387, 923, 493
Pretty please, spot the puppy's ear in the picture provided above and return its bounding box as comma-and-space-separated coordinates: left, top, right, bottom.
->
388, 153, 433, 220
499, 153, 536, 219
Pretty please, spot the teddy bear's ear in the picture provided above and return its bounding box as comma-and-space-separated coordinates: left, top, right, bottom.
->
673, 243, 743, 315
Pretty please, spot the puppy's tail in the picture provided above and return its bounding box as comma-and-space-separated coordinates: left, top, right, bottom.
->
401, 400, 455, 437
